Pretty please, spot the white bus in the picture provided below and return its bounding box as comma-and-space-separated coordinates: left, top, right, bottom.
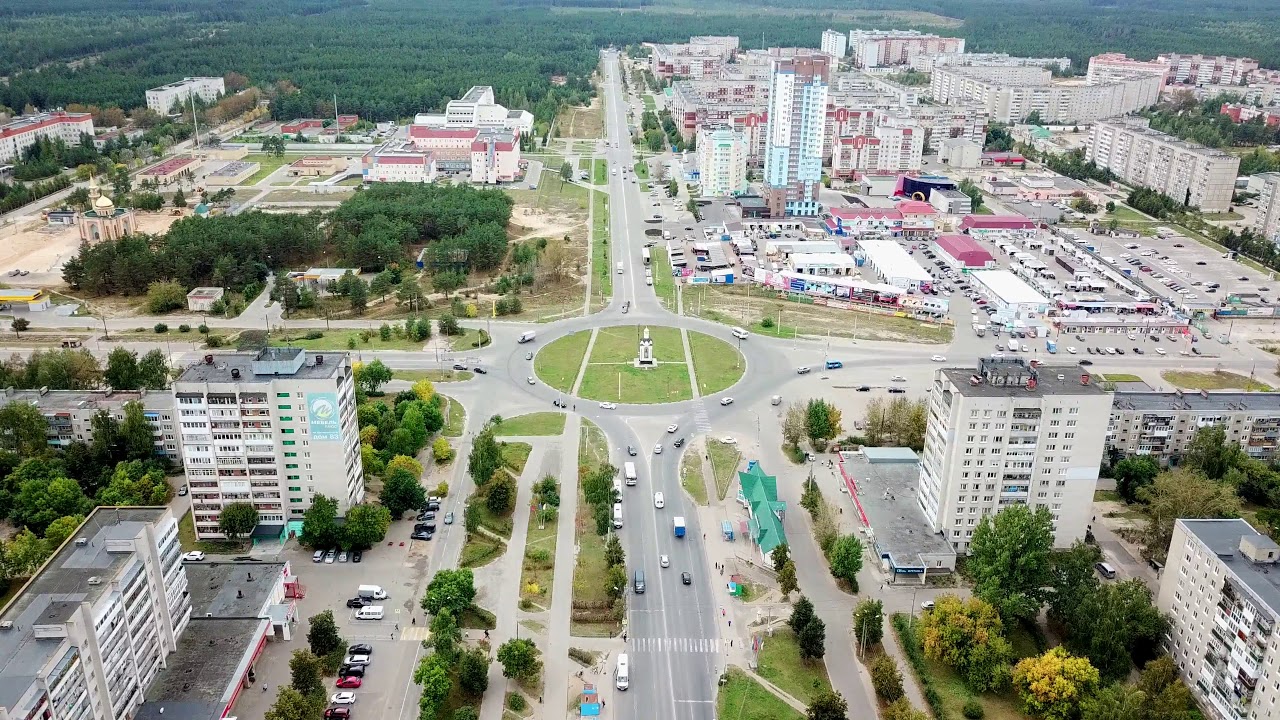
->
623, 462, 637, 486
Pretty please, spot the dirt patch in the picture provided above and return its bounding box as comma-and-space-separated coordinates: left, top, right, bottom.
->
0, 211, 185, 288
556, 98, 605, 140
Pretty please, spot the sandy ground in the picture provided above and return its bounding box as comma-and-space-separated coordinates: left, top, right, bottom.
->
510, 206, 577, 241
0, 211, 187, 288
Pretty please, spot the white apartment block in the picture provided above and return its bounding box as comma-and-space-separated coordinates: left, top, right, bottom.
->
412, 86, 534, 136
914, 52, 1071, 73
175, 348, 363, 541
820, 29, 848, 60
1087, 53, 1171, 85
696, 125, 747, 197
144, 77, 226, 114
918, 358, 1112, 554
1158, 519, 1280, 720
1160, 53, 1259, 86
1086, 119, 1240, 212
831, 123, 924, 176
0, 508, 190, 720
1251, 173, 1280, 247
650, 36, 739, 81
0, 111, 95, 164
1109, 390, 1280, 465
0, 389, 180, 465
881, 104, 988, 148
848, 29, 965, 69
931, 66, 1163, 123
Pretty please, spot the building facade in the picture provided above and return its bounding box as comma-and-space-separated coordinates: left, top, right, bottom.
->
918, 359, 1112, 554
820, 29, 848, 60
1086, 53, 1171, 85
145, 77, 226, 114
175, 349, 363, 540
1085, 119, 1240, 212
848, 30, 965, 69
361, 140, 438, 184
412, 86, 534, 136
1157, 519, 1280, 720
0, 388, 180, 464
930, 66, 1163, 124
696, 125, 748, 197
1160, 53, 1259, 86
1253, 173, 1280, 247
764, 55, 830, 217
649, 36, 739, 81
0, 112, 95, 164
1108, 390, 1280, 464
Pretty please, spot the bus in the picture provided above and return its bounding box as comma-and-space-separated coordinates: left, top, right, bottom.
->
623, 462, 637, 486
642, 247, 651, 266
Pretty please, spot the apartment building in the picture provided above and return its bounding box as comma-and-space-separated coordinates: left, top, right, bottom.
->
0, 111, 95, 164
1108, 390, 1280, 464
696, 125, 748, 197
931, 66, 1162, 123
831, 123, 923, 177
1157, 519, 1280, 720
1086, 53, 1171, 85
144, 77, 226, 114
412, 86, 533, 136
1085, 119, 1240, 212
0, 508, 190, 720
175, 349, 363, 541
848, 29, 965, 69
820, 29, 848, 60
1252, 173, 1280, 247
918, 358, 1112, 554
915, 52, 1071, 73
402, 125, 520, 184
882, 104, 988, 148
824, 107, 880, 160
1160, 53, 1259, 86
650, 36, 739, 81
763, 55, 830, 217
668, 79, 770, 146
0, 388, 180, 465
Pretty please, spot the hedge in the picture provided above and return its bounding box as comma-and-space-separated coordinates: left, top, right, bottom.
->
891, 613, 951, 720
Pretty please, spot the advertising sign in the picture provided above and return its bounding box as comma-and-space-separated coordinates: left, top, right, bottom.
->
307, 392, 342, 441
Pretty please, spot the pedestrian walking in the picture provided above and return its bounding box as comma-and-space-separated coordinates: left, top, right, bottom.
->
412, 617, 416, 625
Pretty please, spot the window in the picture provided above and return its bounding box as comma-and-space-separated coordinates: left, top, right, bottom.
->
284, 452, 297, 458
1066, 420, 1077, 427
286, 463, 299, 469
280, 417, 293, 422
1052, 407, 1062, 414
276, 393, 290, 398
283, 440, 296, 446
1069, 407, 1079, 415
288, 486, 301, 492
1049, 420, 1060, 427
282, 429, 294, 434
277, 405, 290, 410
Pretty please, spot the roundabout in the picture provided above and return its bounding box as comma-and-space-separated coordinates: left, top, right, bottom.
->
534, 324, 746, 404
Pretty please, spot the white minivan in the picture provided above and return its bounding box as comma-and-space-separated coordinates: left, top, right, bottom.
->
615, 653, 630, 690
355, 605, 384, 620
731, 326, 749, 340
613, 502, 623, 529
617, 261, 624, 274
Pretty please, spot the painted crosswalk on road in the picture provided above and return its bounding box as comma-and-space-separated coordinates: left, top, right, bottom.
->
399, 626, 431, 642
630, 637, 719, 653
693, 403, 712, 433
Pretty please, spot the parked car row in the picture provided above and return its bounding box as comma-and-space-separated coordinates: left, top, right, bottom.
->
329, 643, 376, 717
312, 548, 364, 564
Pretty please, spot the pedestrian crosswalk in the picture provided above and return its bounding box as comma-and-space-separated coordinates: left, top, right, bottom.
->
400, 626, 431, 642
693, 403, 712, 434
630, 637, 720, 654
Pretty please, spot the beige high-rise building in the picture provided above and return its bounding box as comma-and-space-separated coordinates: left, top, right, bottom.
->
820, 29, 848, 60
1108, 390, 1280, 465
1251, 172, 1280, 246
696, 125, 747, 197
930, 66, 1163, 124
1085, 119, 1240, 212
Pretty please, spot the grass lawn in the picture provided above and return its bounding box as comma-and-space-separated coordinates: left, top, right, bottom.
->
1161, 370, 1273, 392
178, 512, 248, 554
589, 325, 684, 363
974, 205, 994, 215
707, 439, 741, 501
1099, 373, 1143, 382
448, 328, 491, 352
571, 419, 618, 635
680, 445, 708, 505
520, 505, 558, 607
501, 441, 533, 474
592, 191, 612, 304
593, 158, 609, 185
1203, 210, 1244, 221
578, 157, 590, 173
688, 331, 746, 396
441, 394, 466, 437
632, 161, 649, 179
755, 628, 833, 704
460, 532, 504, 568
241, 153, 292, 184
1094, 489, 1122, 503
336, 176, 363, 186
642, 95, 656, 111
1106, 205, 1151, 222
494, 412, 567, 437
578, 362, 693, 404
717, 668, 805, 720
534, 329, 592, 392
393, 369, 474, 382
650, 248, 677, 311
508, 168, 591, 214
895, 613, 1032, 720
271, 329, 425, 351
579, 419, 609, 471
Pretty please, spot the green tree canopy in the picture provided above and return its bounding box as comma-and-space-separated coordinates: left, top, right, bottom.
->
968, 505, 1055, 624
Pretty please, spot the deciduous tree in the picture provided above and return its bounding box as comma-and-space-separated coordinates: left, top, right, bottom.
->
486, 472, 516, 515
342, 503, 391, 550
413, 654, 452, 720
426, 608, 462, 661
1112, 455, 1161, 503
870, 652, 904, 701
422, 568, 476, 616
828, 534, 863, 590
853, 598, 884, 648
458, 647, 490, 696
288, 649, 325, 697
306, 610, 343, 657
381, 468, 426, 519
1140, 469, 1240, 561
496, 638, 542, 682
920, 594, 1013, 693
1012, 647, 1101, 720
218, 501, 260, 540
300, 494, 341, 550
806, 690, 848, 720
968, 505, 1055, 624
798, 615, 827, 660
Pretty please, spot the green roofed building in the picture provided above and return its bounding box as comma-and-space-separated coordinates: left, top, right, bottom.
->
737, 462, 787, 563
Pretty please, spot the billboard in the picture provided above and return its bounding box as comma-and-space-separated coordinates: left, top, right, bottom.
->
307, 392, 342, 441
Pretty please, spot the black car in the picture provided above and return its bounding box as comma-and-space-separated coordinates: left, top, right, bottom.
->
411, 531, 432, 540
681, 571, 692, 585
417, 511, 436, 522
1078, 359, 1093, 366
1115, 348, 1125, 355
414, 522, 437, 533
351, 550, 362, 563
627, 445, 637, 457
346, 597, 371, 608
427, 500, 440, 511
856, 386, 871, 392
673, 437, 685, 448
473, 367, 487, 374
349, 643, 373, 655
888, 387, 906, 394
452, 363, 466, 371
1133, 348, 1144, 355
339, 665, 365, 678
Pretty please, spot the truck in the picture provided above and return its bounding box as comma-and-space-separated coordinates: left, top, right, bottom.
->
623, 462, 637, 486
673, 517, 686, 538
357, 585, 388, 600
518, 330, 536, 343
1046, 340, 1057, 354
973, 324, 986, 338
1008, 339, 1021, 353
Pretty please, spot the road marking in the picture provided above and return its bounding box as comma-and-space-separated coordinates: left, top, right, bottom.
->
693, 403, 712, 433
631, 637, 719, 653
399, 626, 431, 642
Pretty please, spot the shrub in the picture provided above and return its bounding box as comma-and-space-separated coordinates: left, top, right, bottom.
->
893, 613, 951, 720
568, 647, 596, 666
206, 335, 224, 347
304, 330, 324, 340
178, 324, 191, 333
870, 653, 905, 702
198, 323, 210, 334
963, 700, 985, 720
507, 693, 526, 712
761, 316, 774, 328
433, 481, 449, 497
154, 323, 168, 333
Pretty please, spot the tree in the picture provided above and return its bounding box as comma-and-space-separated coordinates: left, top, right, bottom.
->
1080, 684, 1148, 720
789, 595, 816, 635
798, 615, 827, 660
805, 399, 842, 446
458, 647, 490, 696
118, 402, 159, 461
437, 312, 462, 336
467, 425, 503, 486
172, 188, 186, 208
1136, 657, 1197, 720
828, 534, 863, 589
218, 501, 259, 540
1140, 469, 1240, 560
385, 455, 424, 479
782, 402, 808, 448
288, 649, 325, 697
11, 473, 93, 535
778, 560, 799, 597
560, 161, 573, 181
1112, 456, 1161, 504
5, 529, 51, 577
1065, 580, 1167, 682
355, 359, 392, 394
137, 349, 169, 389
870, 652, 905, 701
411, 379, 435, 403
342, 503, 391, 550
771, 541, 791, 574
300, 494, 341, 549
422, 568, 476, 616
1105, 201, 1116, 213
605, 563, 628, 602
414, 654, 452, 720
806, 690, 848, 720
0, 402, 51, 457
426, 607, 462, 661
369, 271, 394, 301
1048, 541, 1102, 630
496, 638, 542, 682
105, 347, 141, 389
853, 599, 884, 648
486, 472, 516, 515
381, 467, 427, 518
306, 609, 344, 656
957, 178, 985, 211
432, 437, 454, 463
884, 699, 929, 720
605, 533, 626, 568
1012, 647, 1101, 720
11, 318, 29, 335
968, 505, 1055, 624
44, 514, 86, 548
920, 594, 1014, 693
1182, 425, 1245, 480
265, 687, 320, 720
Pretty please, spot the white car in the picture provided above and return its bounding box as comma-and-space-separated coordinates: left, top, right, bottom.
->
654, 492, 665, 508
660, 554, 670, 568
599, 402, 618, 410
891, 375, 907, 382
720, 435, 737, 445
1105, 347, 1117, 355
1067, 347, 1077, 354
526, 376, 535, 385
331, 693, 357, 705
667, 423, 678, 433
182, 551, 205, 562
343, 655, 370, 666
1155, 348, 1167, 355
719, 397, 734, 406
654, 443, 663, 454
930, 355, 946, 362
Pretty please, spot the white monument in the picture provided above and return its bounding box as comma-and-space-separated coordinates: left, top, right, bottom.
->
634, 327, 657, 368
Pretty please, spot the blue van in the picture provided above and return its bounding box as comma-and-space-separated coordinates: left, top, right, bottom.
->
825, 360, 843, 369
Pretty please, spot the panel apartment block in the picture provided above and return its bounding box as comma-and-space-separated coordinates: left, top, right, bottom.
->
1108, 390, 1280, 464
820, 29, 848, 60
175, 349, 363, 540
0, 112, 95, 164
1251, 172, 1280, 246
1085, 119, 1240, 212
848, 30, 964, 69
144, 77, 226, 115
919, 359, 1112, 554
930, 66, 1162, 124
0, 389, 180, 464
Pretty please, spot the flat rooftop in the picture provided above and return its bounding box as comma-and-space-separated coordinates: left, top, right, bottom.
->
1181, 519, 1280, 615
134, 618, 265, 720
1114, 390, 1280, 413
184, 561, 285, 617
176, 349, 345, 384
0, 388, 170, 412
0, 507, 169, 708
841, 450, 955, 570
942, 358, 1110, 398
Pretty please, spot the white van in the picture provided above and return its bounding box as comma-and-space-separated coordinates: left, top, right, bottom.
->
357, 584, 388, 600
518, 330, 536, 344
613, 477, 623, 496
615, 653, 630, 690
731, 326, 749, 340
623, 461, 637, 486
613, 503, 623, 529
617, 261, 624, 274
355, 605, 384, 620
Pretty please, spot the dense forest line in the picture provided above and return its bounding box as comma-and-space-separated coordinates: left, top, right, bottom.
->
4, 0, 1280, 127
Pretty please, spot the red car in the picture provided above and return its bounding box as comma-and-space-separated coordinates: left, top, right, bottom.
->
336, 676, 362, 689
324, 709, 351, 720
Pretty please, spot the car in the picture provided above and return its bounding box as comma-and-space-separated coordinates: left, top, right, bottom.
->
324, 550, 337, 563
411, 531, 431, 540
627, 445, 637, 456
553, 398, 565, 408
414, 523, 436, 533
1067, 347, 1077, 354
336, 676, 362, 689
348, 643, 373, 655
1240, 276, 1251, 281
930, 355, 946, 362
719, 397, 734, 406
427, 499, 440, 510
178, 485, 188, 496
182, 551, 205, 562
526, 376, 535, 385
667, 423, 678, 433
654, 492, 665, 508
856, 385, 871, 392
1132, 347, 1144, 354
338, 551, 348, 563
525, 351, 534, 360
1155, 348, 1166, 355
1116, 348, 1125, 355
891, 375, 906, 382
313, 549, 325, 563
473, 367, 487, 374
921, 600, 936, 611
1192, 347, 1201, 355
452, 363, 467, 371
888, 386, 907, 394
352, 550, 362, 563
681, 571, 692, 585
444, 511, 455, 524
324, 709, 351, 720
599, 402, 618, 410
796, 366, 811, 374
654, 443, 663, 454
331, 692, 357, 705
1196, 261, 1207, 265
417, 511, 436, 521
721, 435, 737, 445
670, 436, 684, 448
346, 597, 370, 608
338, 665, 365, 678
1150, 335, 1161, 342
1078, 359, 1093, 366
1105, 347, 1117, 355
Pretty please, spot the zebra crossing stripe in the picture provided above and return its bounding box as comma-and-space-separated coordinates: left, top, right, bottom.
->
633, 637, 717, 653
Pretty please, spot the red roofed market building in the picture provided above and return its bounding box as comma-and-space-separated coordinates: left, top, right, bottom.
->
933, 233, 995, 268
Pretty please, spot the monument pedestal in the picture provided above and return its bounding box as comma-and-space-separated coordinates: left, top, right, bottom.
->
634, 327, 657, 369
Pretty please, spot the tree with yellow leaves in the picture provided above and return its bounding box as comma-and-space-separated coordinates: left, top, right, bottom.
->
920, 594, 1013, 692
386, 455, 424, 479
412, 379, 435, 403
1012, 647, 1100, 720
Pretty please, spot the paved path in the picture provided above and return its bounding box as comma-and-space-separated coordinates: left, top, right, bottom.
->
544, 414, 583, 718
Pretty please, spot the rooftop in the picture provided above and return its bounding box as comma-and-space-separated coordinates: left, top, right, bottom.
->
941, 358, 1110, 398
857, 239, 931, 282
970, 269, 1050, 305
176, 349, 346, 384
1180, 519, 1280, 615
0, 388, 170, 412
842, 451, 956, 572
141, 156, 197, 176
184, 561, 285, 618
1113, 390, 1280, 413
208, 161, 253, 177
134, 618, 265, 720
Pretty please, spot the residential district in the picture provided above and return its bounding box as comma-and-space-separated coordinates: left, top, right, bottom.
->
6, 23, 1280, 720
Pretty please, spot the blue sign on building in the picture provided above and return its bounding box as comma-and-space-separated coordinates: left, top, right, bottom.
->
307, 392, 342, 441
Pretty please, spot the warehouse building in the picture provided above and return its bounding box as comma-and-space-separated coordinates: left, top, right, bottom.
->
857, 239, 932, 290
969, 269, 1051, 315
933, 234, 995, 269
